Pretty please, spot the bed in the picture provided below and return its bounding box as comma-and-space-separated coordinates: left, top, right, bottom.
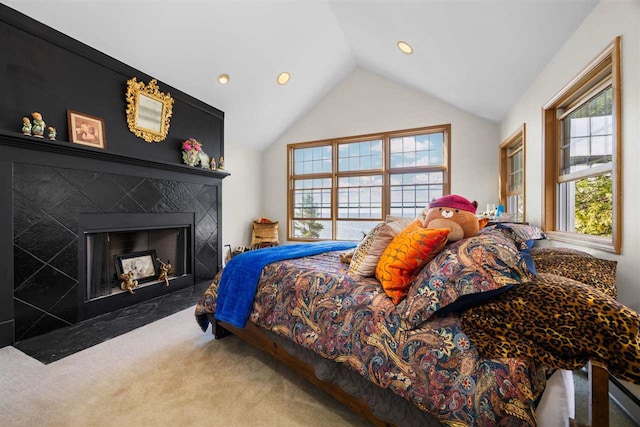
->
195, 224, 640, 426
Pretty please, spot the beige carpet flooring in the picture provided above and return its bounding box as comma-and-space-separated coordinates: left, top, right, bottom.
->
0, 307, 369, 427
2, 306, 637, 427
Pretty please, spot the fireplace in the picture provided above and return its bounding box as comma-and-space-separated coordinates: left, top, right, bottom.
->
7, 159, 224, 343
78, 213, 195, 319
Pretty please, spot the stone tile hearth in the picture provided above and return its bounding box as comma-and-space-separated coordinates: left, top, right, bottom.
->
14, 281, 210, 364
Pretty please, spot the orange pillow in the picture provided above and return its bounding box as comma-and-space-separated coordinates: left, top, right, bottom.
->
375, 221, 450, 304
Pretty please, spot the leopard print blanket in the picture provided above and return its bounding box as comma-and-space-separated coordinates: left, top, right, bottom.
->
461, 272, 640, 384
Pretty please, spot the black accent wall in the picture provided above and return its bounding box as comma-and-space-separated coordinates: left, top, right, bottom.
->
0, 6, 229, 347
0, 4, 224, 164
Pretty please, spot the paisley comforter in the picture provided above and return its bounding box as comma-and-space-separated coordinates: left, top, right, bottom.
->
196, 249, 549, 426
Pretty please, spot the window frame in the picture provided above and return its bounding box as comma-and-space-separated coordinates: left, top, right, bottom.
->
542, 37, 621, 253
287, 124, 451, 241
499, 123, 526, 222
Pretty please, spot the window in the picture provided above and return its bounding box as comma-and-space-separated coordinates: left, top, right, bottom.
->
499, 124, 526, 222
288, 125, 451, 240
542, 37, 621, 253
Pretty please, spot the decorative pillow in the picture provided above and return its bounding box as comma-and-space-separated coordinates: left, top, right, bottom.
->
339, 248, 355, 265
348, 218, 412, 277
481, 223, 547, 250
530, 248, 617, 298
375, 221, 450, 304
402, 231, 534, 329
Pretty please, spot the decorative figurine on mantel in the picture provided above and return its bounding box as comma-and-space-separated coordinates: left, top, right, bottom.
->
157, 258, 174, 286
199, 151, 210, 169
119, 271, 139, 294
31, 112, 45, 138
47, 126, 57, 141
21, 117, 32, 135
181, 137, 202, 167
218, 156, 224, 170
210, 157, 217, 171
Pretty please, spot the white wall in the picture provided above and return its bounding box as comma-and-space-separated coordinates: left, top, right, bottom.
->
221, 142, 263, 255
499, 0, 640, 310
262, 67, 499, 242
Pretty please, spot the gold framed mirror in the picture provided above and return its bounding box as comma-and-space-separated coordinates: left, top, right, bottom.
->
125, 77, 174, 143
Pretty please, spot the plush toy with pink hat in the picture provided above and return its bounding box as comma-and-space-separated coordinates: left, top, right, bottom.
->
420, 195, 490, 241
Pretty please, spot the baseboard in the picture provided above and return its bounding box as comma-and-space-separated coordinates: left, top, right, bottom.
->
0, 319, 15, 347
609, 376, 640, 425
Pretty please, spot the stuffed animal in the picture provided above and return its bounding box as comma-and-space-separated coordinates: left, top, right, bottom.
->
421, 195, 490, 242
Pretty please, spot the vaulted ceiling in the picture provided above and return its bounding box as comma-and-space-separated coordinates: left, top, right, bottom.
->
4, 0, 598, 151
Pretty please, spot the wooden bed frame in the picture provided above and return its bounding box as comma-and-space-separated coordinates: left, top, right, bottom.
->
211, 317, 610, 427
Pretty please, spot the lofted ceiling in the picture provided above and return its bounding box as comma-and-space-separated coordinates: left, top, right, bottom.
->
4, 0, 598, 151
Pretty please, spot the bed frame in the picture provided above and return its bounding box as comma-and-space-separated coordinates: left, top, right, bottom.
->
211, 317, 610, 427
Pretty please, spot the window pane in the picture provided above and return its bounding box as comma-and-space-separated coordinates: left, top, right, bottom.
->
507, 194, 524, 222
557, 173, 612, 237
292, 220, 332, 239
337, 175, 383, 219
389, 172, 444, 217
560, 87, 613, 175
293, 179, 331, 218
336, 220, 379, 241
294, 146, 332, 175
509, 146, 523, 193
390, 132, 445, 168
338, 139, 383, 171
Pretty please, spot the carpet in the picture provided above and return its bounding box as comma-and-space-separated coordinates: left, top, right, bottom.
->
0, 307, 368, 427
1, 306, 637, 426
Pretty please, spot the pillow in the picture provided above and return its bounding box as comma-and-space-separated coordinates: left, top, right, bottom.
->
375, 220, 450, 304
402, 231, 534, 329
348, 218, 412, 277
339, 248, 355, 265
530, 248, 617, 298
481, 223, 547, 250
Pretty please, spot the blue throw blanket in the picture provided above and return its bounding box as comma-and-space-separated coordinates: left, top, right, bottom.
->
214, 241, 357, 328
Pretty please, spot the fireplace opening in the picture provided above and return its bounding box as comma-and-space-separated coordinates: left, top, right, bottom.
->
79, 213, 195, 320
87, 226, 190, 299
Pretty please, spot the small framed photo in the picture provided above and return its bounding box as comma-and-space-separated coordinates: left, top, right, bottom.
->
67, 110, 107, 149
114, 250, 158, 283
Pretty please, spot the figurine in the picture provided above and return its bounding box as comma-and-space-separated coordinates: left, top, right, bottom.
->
47, 126, 57, 140
157, 258, 174, 286
31, 112, 45, 138
210, 157, 217, 170
199, 151, 210, 169
119, 271, 139, 294
218, 156, 224, 170
21, 117, 32, 135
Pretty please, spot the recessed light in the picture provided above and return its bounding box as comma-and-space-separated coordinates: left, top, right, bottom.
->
218, 74, 229, 84
277, 72, 290, 85
397, 41, 413, 54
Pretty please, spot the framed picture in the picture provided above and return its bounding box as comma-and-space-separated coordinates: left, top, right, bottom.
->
67, 110, 107, 149
114, 250, 158, 283
125, 77, 174, 143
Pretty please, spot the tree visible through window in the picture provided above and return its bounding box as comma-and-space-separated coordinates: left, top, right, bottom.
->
288, 125, 451, 241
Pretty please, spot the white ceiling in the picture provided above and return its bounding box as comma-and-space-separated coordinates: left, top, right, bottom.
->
4, 0, 598, 151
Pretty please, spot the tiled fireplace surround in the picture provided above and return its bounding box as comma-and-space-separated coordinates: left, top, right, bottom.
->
0, 134, 224, 345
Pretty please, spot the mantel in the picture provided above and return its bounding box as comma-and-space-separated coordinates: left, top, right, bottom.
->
0, 130, 230, 179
